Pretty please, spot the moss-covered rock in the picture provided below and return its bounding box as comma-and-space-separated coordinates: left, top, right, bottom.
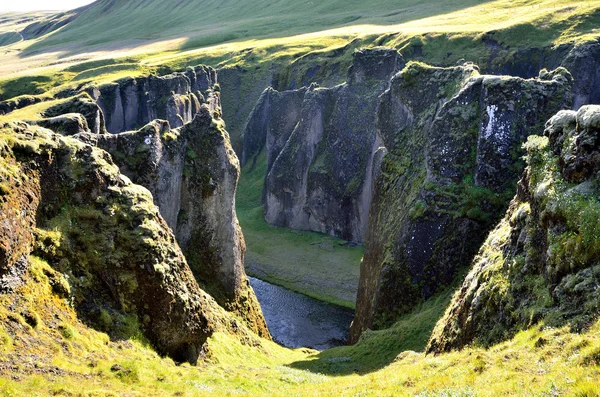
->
32, 113, 90, 136
77, 102, 270, 339
43, 94, 105, 135
0, 122, 258, 364
428, 105, 600, 352
0, 95, 43, 116
350, 63, 572, 342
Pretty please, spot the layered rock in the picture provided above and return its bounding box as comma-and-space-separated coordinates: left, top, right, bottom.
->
89, 66, 217, 133
242, 48, 404, 242
77, 100, 270, 338
428, 105, 600, 352
350, 62, 573, 342
0, 122, 258, 364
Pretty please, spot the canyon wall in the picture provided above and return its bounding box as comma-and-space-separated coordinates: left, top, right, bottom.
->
77, 97, 270, 338
350, 63, 573, 341
242, 48, 403, 242
0, 122, 260, 364
428, 105, 600, 352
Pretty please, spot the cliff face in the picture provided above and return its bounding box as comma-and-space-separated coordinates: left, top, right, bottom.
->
89, 66, 217, 134
242, 48, 404, 242
77, 98, 269, 338
428, 105, 600, 352
0, 122, 258, 364
350, 63, 573, 342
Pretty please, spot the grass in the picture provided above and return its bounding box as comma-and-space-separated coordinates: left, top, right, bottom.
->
2, 257, 600, 396
236, 150, 363, 309
0, 0, 599, 102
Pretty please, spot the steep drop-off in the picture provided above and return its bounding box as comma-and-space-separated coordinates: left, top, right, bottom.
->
350, 63, 573, 341
0, 122, 259, 364
89, 66, 218, 133
242, 49, 403, 242
76, 100, 269, 338
428, 105, 600, 352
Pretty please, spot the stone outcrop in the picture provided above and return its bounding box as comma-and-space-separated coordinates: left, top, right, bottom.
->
89, 66, 218, 133
0, 95, 43, 115
32, 113, 90, 136
0, 122, 258, 364
43, 93, 105, 135
428, 105, 600, 352
350, 62, 573, 342
560, 43, 600, 109
242, 48, 404, 242
77, 98, 270, 338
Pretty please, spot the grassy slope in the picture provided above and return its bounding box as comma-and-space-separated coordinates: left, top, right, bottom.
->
0, 0, 599, 86
24, 0, 486, 53
2, 260, 599, 396
236, 150, 363, 309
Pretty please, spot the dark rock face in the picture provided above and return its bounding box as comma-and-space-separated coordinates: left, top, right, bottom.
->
350, 63, 573, 342
561, 43, 600, 110
0, 122, 256, 364
428, 105, 600, 352
90, 66, 217, 133
242, 48, 404, 242
77, 100, 270, 339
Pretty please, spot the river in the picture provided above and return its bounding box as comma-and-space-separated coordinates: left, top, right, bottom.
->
249, 277, 354, 351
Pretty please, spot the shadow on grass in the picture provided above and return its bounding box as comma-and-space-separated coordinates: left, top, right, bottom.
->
20, 0, 496, 59
288, 289, 454, 376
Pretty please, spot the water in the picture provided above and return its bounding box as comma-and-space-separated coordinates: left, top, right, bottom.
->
249, 277, 354, 351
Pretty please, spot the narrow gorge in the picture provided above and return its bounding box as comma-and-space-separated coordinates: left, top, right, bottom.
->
1, 1, 600, 393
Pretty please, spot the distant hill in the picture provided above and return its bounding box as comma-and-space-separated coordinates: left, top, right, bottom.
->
23, 0, 488, 52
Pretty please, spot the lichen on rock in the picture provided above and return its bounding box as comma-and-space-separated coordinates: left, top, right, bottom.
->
0, 122, 259, 364
428, 105, 600, 353
350, 62, 573, 342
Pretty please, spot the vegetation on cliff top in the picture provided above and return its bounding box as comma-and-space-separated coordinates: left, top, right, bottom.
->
2, 0, 600, 101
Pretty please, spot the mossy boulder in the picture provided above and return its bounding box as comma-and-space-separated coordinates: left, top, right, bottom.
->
428, 105, 600, 352
350, 62, 572, 342
0, 122, 258, 364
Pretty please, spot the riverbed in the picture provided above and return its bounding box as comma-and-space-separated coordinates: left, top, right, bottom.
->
249, 277, 354, 351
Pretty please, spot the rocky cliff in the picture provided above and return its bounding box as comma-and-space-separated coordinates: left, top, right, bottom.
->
242, 48, 404, 242
77, 99, 269, 338
88, 66, 217, 133
350, 62, 573, 342
427, 105, 600, 352
0, 122, 259, 364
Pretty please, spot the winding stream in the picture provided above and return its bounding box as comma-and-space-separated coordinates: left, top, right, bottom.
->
249, 277, 354, 351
